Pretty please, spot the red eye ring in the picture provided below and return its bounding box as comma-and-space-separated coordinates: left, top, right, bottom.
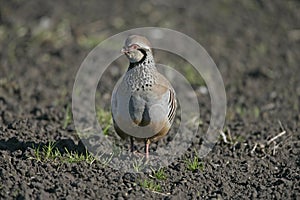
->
129, 44, 139, 49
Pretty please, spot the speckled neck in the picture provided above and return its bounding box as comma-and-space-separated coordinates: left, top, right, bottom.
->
125, 51, 157, 92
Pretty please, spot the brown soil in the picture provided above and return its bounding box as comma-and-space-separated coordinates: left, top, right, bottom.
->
0, 0, 299, 199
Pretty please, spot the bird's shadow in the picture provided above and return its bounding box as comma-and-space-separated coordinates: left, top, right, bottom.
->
0, 137, 86, 156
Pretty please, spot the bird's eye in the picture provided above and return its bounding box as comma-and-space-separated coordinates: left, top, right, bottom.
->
130, 44, 139, 49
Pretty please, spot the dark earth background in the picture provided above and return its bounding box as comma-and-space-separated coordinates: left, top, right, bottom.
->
0, 0, 299, 199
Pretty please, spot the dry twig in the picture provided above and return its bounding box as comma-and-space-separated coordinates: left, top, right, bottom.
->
267, 131, 286, 145
251, 143, 258, 154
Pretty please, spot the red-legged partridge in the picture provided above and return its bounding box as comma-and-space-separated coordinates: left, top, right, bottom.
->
111, 35, 177, 158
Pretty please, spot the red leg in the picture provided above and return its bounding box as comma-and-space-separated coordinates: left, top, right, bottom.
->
145, 139, 150, 159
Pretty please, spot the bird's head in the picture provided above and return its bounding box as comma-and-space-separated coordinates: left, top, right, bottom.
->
122, 35, 152, 63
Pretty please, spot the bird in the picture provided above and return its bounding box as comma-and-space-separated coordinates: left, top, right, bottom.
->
111, 35, 177, 158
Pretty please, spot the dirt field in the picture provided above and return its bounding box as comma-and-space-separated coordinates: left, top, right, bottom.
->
0, 0, 299, 199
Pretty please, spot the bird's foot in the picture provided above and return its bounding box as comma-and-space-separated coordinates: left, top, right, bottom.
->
132, 150, 146, 159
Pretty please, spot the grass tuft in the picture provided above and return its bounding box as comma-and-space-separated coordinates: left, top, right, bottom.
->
64, 148, 96, 164
44, 141, 59, 160
185, 155, 204, 172
33, 144, 42, 161
132, 157, 146, 172
30, 142, 96, 165
140, 179, 162, 192
151, 167, 167, 180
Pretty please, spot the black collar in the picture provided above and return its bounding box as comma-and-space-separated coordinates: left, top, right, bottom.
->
128, 49, 147, 70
